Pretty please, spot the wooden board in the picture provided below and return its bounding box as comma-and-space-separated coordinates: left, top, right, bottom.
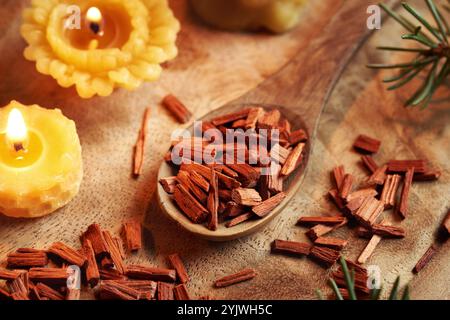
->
0, 0, 448, 300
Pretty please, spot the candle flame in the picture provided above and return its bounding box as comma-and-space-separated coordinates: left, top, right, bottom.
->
7, 108, 27, 145
87, 7, 102, 23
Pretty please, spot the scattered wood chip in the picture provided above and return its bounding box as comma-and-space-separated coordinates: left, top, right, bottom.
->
167, 253, 190, 284
245, 107, 265, 129
162, 94, 192, 124
353, 134, 381, 154
361, 155, 378, 173
48, 242, 86, 267
0, 269, 21, 281
82, 239, 100, 288
309, 246, 341, 267
353, 197, 384, 227
380, 174, 401, 209
346, 188, 377, 203
103, 230, 127, 274
174, 284, 191, 300
332, 165, 345, 190
159, 176, 177, 194
328, 189, 345, 210
98, 280, 141, 300
371, 224, 405, 239
214, 269, 256, 288
35, 283, 64, 300
281, 143, 305, 176
414, 169, 441, 181
173, 184, 209, 224
225, 212, 254, 228
314, 237, 348, 250
339, 173, 354, 199
388, 160, 426, 173
114, 280, 157, 300
297, 216, 346, 226
413, 245, 437, 274
252, 192, 286, 218
29, 268, 68, 287
397, 168, 414, 219
122, 219, 142, 252
157, 282, 174, 300
271, 240, 311, 256
231, 188, 262, 206
289, 129, 308, 145
211, 109, 250, 126
440, 210, 450, 238
257, 109, 281, 129
366, 164, 387, 186
207, 168, 219, 231
126, 265, 176, 282
133, 107, 151, 176
7, 250, 47, 269
80, 224, 109, 259
357, 234, 382, 264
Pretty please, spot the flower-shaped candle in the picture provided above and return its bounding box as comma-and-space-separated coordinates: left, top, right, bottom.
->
21, 0, 180, 98
0, 101, 83, 218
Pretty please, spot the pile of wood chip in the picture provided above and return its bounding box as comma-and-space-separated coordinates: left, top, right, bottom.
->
271, 134, 443, 293
0, 221, 198, 300
160, 105, 308, 231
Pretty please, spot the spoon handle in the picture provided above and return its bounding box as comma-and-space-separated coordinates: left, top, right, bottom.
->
237, 0, 390, 137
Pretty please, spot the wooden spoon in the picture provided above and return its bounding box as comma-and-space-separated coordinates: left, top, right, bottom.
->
157, 0, 378, 241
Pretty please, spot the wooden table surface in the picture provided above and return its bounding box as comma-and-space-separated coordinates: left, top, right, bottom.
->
0, 0, 448, 300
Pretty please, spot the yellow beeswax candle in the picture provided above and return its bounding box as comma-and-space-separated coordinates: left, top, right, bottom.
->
21, 0, 180, 98
0, 101, 83, 218
191, 0, 306, 33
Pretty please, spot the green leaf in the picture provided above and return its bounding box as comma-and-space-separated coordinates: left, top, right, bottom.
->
383, 67, 416, 82
340, 257, 357, 300
389, 277, 401, 300
402, 286, 410, 300
370, 287, 383, 300
377, 46, 429, 53
380, 3, 418, 32
329, 279, 344, 300
387, 63, 427, 90
401, 34, 437, 48
402, 2, 443, 42
379, 2, 434, 42
316, 289, 325, 300
368, 56, 438, 69
425, 0, 449, 44
411, 61, 438, 106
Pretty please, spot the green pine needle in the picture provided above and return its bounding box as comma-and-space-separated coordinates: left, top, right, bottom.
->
316, 289, 325, 300
389, 277, 401, 300
370, 287, 383, 300
339, 257, 357, 300
329, 279, 344, 300
402, 286, 411, 300
320, 257, 411, 300
369, 0, 450, 109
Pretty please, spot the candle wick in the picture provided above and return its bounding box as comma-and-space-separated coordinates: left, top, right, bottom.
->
89, 22, 101, 35
14, 142, 25, 152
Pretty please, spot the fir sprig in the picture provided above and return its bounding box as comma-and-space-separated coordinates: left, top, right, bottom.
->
316, 257, 410, 300
368, 0, 450, 109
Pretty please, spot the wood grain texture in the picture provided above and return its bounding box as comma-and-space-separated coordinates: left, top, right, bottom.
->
158, 0, 374, 241
0, 0, 448, 300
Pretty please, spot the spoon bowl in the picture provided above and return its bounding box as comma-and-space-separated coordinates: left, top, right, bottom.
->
156, 0, 372, 241
157, 103, 310, 241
